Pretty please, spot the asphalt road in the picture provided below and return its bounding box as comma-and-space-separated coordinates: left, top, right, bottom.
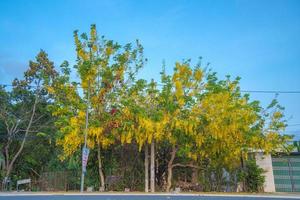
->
0, 195, 299, 200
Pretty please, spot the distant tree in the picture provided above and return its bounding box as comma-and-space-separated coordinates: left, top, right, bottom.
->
294, 141, 300, 152
0, 50, 57, 185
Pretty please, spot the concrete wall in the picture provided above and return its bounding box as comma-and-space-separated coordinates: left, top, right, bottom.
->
255, 152, 276, 192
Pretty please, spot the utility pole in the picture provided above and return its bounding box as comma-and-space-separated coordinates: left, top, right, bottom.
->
149, 80, 156, 193
80, 83, 90, 192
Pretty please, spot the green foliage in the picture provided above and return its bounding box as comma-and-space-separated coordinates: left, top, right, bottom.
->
238, 159, 265, 192
294, 141, 300, 152
0, 24, 294, 192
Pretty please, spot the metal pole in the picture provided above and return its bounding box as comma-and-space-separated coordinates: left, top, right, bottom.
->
288, 158, 295, 192
150, 139, 155, 192
80, 83, 90, 192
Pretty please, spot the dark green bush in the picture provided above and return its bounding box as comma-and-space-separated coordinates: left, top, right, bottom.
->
238, 159, 265, 192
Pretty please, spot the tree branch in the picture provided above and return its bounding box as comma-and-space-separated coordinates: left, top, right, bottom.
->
6, 87, 39, 176
172, 163, 202, 169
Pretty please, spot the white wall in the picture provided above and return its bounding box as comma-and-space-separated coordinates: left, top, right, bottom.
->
255, 152, 276, 192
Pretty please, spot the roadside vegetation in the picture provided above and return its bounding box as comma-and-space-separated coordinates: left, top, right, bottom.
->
0, 25, 293, 192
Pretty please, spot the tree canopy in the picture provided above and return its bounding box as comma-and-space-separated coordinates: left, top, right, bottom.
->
0, 24, 293, 192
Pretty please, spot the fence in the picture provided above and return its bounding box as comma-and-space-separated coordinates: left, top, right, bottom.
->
272, 154, 300, 192
38, 170, 80, 191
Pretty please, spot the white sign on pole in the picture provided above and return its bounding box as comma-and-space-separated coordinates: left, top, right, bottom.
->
17, 179, 31, 185
82, 147, 90, 173
17, 178, 31, 191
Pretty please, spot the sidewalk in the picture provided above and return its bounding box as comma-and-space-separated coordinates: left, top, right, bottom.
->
0, 192, 299, 199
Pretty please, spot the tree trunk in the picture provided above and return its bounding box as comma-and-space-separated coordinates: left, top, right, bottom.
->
150, 140, 155, 192
97, 144, 105, 191
144, 143, 149, 192
240, 154, 245, 192
166, 145, 176, 192
5, 165, 12, 178
216, 168, 222, 192
191, 167, 199, 185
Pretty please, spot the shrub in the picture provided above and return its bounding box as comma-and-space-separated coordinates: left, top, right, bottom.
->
238, 159, 265, 192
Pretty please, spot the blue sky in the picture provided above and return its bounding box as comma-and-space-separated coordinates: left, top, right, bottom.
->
0, 0, 299, 138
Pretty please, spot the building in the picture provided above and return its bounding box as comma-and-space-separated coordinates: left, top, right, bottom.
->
256, 152, 300, 192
